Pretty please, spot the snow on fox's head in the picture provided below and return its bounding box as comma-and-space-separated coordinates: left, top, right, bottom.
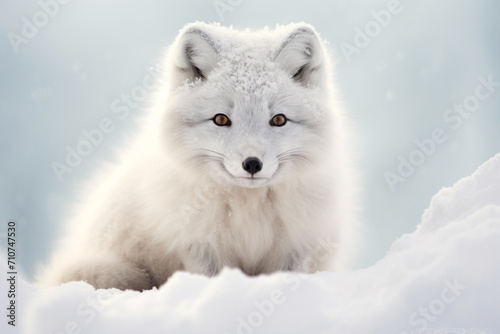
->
160, 23, 336, 188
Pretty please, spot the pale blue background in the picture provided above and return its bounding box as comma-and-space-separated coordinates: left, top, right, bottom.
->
1, 0, 499, 280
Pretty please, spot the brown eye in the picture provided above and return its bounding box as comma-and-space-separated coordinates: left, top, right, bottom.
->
270, 114, 287, 127
213, 114, 231, 126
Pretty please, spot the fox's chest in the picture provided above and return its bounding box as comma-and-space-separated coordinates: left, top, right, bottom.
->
182, 187, 316, 274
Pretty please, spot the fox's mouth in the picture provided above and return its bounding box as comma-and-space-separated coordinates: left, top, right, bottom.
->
232, 176, 271, 188
217, 162, 275, 188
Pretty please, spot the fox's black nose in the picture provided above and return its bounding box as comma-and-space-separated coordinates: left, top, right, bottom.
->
242, 157, 263, 175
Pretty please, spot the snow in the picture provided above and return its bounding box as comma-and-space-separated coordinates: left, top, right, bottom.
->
3, 153, 500, 334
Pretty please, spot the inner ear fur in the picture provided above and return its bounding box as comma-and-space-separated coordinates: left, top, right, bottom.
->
274, 27, 324, 86
175, 28, 218, 83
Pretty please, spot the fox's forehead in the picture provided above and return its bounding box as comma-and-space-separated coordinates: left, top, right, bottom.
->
215, 45, 281, 97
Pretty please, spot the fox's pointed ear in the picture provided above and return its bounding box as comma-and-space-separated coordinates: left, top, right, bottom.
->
174, 27, 218, 84
274, 27, 324, 87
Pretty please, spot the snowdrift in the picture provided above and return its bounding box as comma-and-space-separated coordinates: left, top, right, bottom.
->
5, 154, 500, 334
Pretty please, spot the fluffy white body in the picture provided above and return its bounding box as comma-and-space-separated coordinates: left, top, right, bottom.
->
37, 22, 359, 290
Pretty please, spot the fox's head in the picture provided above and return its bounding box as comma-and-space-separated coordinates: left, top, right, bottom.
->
159, 23, 339, 189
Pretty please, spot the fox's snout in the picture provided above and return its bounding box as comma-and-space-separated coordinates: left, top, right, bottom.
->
242, 157, 263, 176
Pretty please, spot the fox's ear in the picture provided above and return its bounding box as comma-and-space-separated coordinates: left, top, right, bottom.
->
275, 27, 324, 86
174, 28, 218, 84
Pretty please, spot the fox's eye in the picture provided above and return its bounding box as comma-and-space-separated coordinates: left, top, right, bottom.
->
270, 114, 287, 127
213, 114, 231, 126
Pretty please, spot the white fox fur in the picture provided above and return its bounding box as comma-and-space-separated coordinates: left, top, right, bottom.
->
37, 22, 359, 291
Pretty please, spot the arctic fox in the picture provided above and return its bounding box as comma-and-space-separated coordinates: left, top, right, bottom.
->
37, 22, 359, 291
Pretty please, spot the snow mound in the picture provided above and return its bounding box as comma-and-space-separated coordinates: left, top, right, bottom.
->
6, 154, 500, 334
